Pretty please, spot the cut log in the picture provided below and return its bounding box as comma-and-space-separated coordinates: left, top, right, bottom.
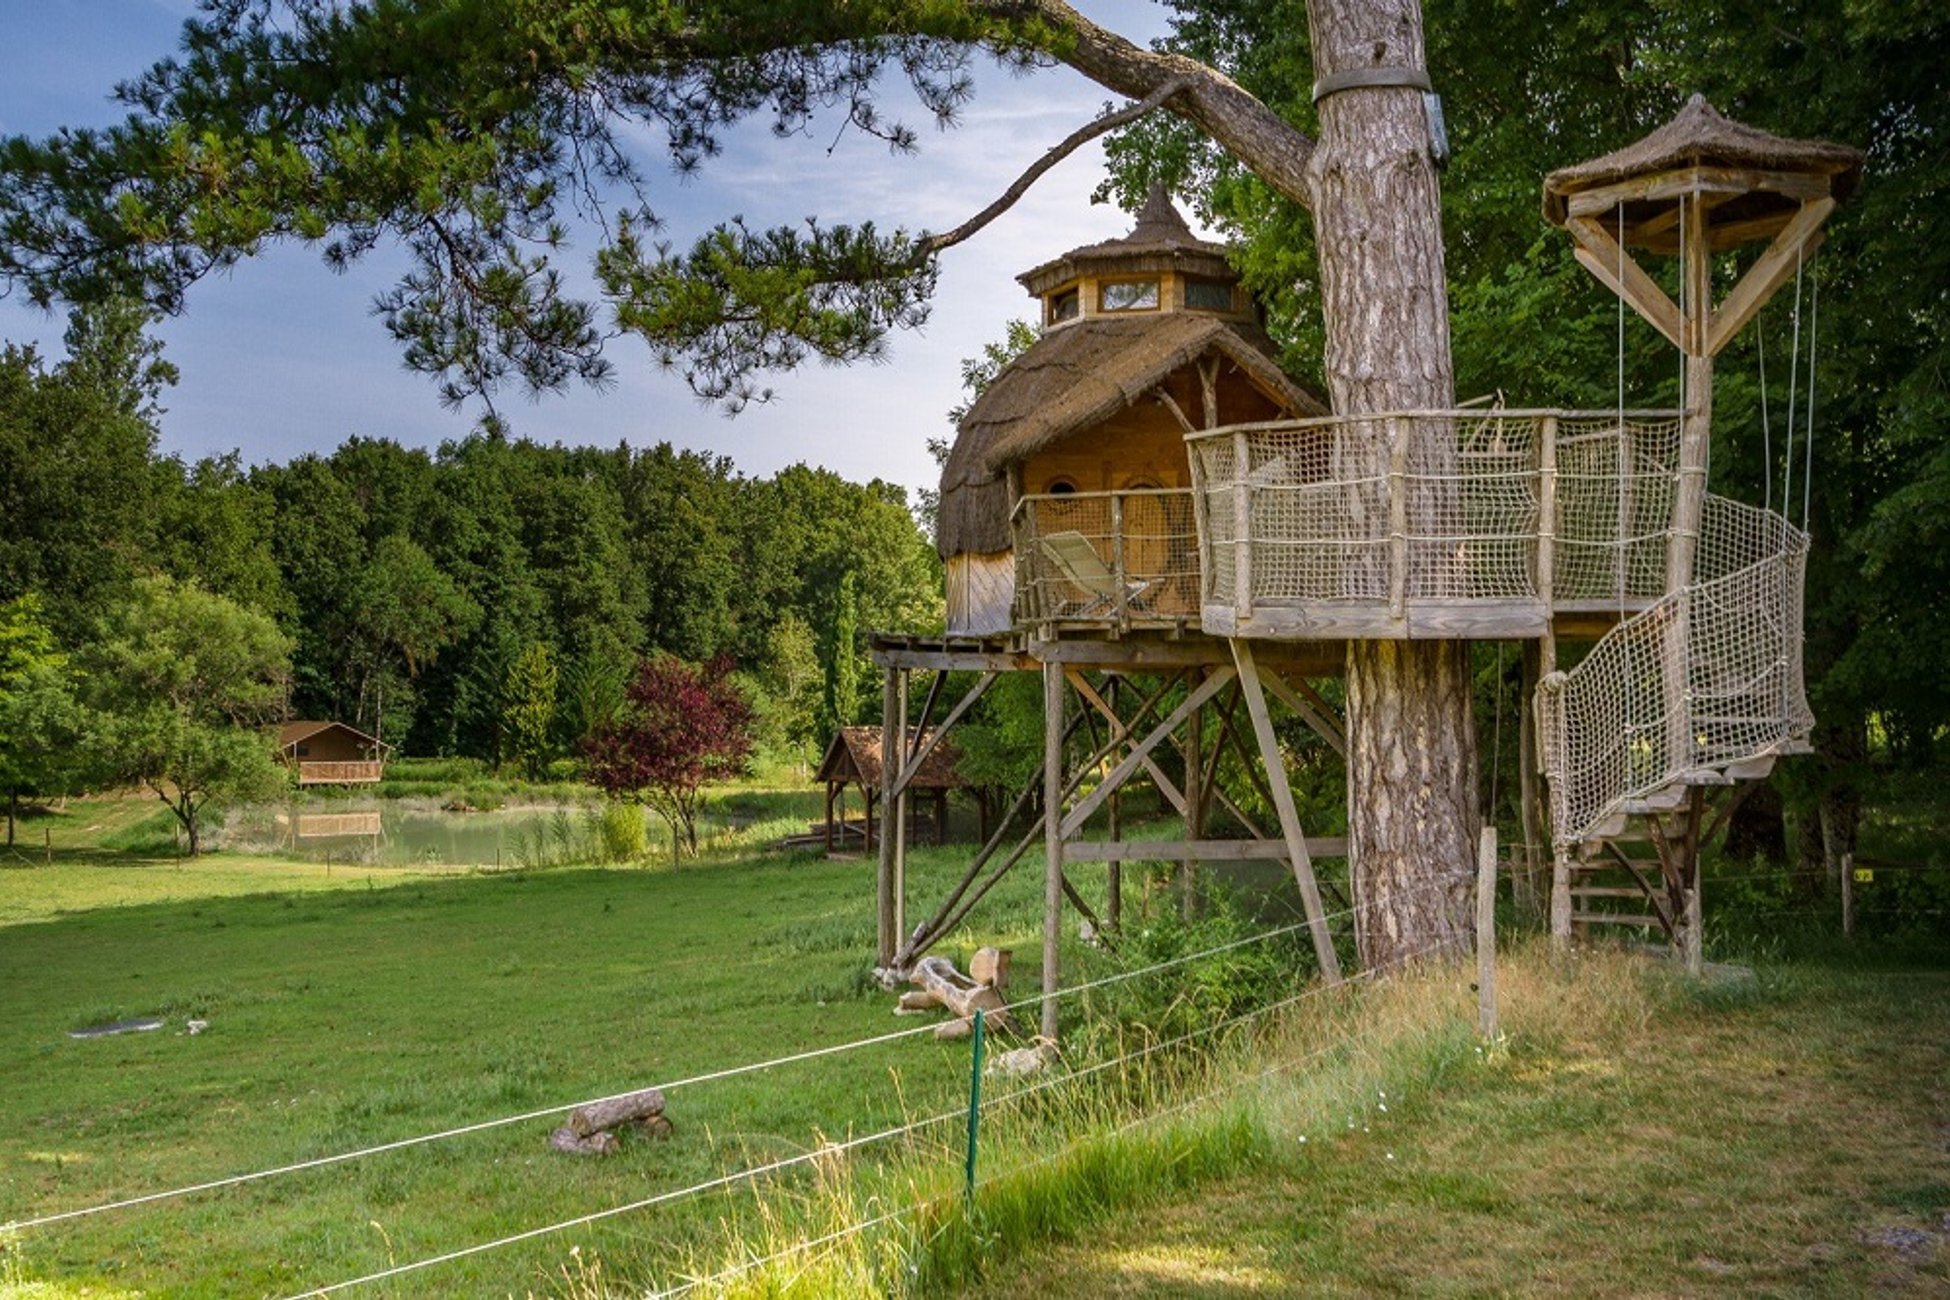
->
567, 1087, 666, 1138
911, 956, 1011, 1031
933, 1018, 974, 1041
550, 1125, 620, 1156
896, 989, 942, 1014
635, 1114, 675, 1140
969, 946, 1011, 993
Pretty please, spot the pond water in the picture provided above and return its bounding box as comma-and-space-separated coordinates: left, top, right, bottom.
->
213, 798, 629, 868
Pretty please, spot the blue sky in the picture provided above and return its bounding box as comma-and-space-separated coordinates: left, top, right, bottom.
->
0, 1, 1188, 499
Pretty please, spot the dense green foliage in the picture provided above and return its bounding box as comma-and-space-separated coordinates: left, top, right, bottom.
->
0, 593, 82, 842
83, 573, 293, 854
0, 304, 942, 777
1103, 0, 1949, 862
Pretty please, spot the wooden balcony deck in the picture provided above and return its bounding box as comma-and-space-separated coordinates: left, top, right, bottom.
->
294, 760, 385, 785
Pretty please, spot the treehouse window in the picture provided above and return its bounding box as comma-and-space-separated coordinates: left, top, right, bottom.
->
1047, 288, 1080, 324
1045, 477, 1079, 495
1099, 279, 1159, 312
1185, 279, 1235, 312
295, 745, 310, 757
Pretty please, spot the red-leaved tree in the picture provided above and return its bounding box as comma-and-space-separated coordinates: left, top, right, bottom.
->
583, 654, 754, 859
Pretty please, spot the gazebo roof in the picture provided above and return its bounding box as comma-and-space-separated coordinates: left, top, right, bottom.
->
815, 726, 966, 790
1016, 185, 1236, 297
1543, 95, 1864, 229
935, 312, 1324, 558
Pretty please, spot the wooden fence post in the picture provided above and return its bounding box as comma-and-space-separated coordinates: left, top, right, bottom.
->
1841, 850, 1855, 939
1477, 826, 1499, 1041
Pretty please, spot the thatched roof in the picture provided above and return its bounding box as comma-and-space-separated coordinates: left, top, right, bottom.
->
936, 312, 1325, 558
1543, 95, 1864, 226
816, 726, 966, 789
1018, 186, 1235, 297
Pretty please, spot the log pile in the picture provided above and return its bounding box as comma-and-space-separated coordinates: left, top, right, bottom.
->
895, 948, 1014, 1039
547, 1087, 673, 1156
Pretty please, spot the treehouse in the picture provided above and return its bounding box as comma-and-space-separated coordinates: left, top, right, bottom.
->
937, 187, 1325, 636
869, 102, 1859, 1038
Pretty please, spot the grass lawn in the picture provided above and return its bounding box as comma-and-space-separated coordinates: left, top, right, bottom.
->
963, 960, 1950, 1297
0, 787, 1076, 1298
4, 783, 1945, 1298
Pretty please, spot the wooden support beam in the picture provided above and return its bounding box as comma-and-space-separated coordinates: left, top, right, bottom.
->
1231, 640, 1342, 983
1066, 669, 1188, 815
1063, 837, 1349, 862
1706, 198, 1835, 356
1060, 669, 1236, 839
1257, 668, 1347, 757
876, 668, 899, 967
1567, 216, 1686, 351
894, 670, 910, 952
1042, 662, 1066, 1043
892, 671, 997, 798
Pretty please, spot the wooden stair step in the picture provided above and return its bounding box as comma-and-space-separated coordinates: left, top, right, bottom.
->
1572, 886, 1661, 898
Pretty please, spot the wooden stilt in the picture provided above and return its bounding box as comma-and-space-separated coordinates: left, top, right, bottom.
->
1041, 661, 1067, 1044
1517, 641, 1545, 915
1107, 677, 1123, 933
1551, 844, 1573, 949
876, 669, 898, 968
1181, 668, 1204, 919
894, 669, 909, 949
1231, 640, 1342, 983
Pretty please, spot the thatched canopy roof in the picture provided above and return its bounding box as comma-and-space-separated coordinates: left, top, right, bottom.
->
936, 312, 1325, 558
1017, 186, 1234, 297
816, 726, 966, 790
1543, 95, 1864, 226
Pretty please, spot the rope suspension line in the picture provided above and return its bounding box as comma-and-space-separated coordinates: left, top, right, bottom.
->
1803, 266, 1819, 532
1783, 242, 1804, 524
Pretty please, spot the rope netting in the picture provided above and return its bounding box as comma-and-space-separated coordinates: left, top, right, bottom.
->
1185, 410, 1684, 611
1181, 409, 1811, 843
1538, 495, 1813, 842
1012, 489, 1199, 624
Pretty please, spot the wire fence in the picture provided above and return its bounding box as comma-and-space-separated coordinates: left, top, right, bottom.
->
7, 874, 1474, 1298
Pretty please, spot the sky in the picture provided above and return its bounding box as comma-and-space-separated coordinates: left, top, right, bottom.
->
0, 0, 1193, 500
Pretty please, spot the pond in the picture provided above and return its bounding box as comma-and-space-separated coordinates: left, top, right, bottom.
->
212, 798, 632, 868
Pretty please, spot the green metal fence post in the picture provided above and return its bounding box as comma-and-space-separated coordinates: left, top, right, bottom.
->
964, 1008, 987, 1202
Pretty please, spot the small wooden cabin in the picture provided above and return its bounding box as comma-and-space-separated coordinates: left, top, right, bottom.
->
815, 726, 968, 852
936, 186, 1327, 634
277, 721, 388, 786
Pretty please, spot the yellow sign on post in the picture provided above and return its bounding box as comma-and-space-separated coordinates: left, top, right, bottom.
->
1853, 867, 1873, 883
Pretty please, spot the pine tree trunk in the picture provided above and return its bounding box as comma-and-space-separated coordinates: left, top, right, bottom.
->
1306, 0, 1475, 966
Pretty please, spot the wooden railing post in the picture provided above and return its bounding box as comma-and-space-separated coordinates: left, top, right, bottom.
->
1231, 431, 1253, 619
1110, 492, 1127, 626
1537, 415, 1558, 608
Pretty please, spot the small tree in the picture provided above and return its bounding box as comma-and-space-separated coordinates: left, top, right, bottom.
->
819, 569, 860, 742
87, 576, 291, 856
0, 594, 83, 846
584, 655, 754, 859
501, 640, 558, 780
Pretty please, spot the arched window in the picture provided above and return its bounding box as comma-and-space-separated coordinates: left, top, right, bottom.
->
1045, 477, 1079, 495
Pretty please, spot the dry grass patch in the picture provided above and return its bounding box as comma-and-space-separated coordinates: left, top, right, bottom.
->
964, 948, 1950, 1298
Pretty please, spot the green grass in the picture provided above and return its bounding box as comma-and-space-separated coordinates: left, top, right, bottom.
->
0, 802, 1123, 1298
957, 953, 1950, 1298
4, 781, 1944, 1299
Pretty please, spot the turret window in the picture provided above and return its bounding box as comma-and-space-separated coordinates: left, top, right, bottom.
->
1185, 278, 1235, 312
1047, 288, 1080, 324
1099, 280, 1160, 312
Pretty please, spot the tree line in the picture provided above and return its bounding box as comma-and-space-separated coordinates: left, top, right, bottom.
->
0, 300, 944, 842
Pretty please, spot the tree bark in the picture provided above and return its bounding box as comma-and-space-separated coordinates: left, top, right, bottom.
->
1305, 0, 1475, 966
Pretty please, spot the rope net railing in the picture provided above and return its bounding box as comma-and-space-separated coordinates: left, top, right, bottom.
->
1184, 409, 1687, 622
1538, 495, 1813, 843
1011, 487, 1199, 626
